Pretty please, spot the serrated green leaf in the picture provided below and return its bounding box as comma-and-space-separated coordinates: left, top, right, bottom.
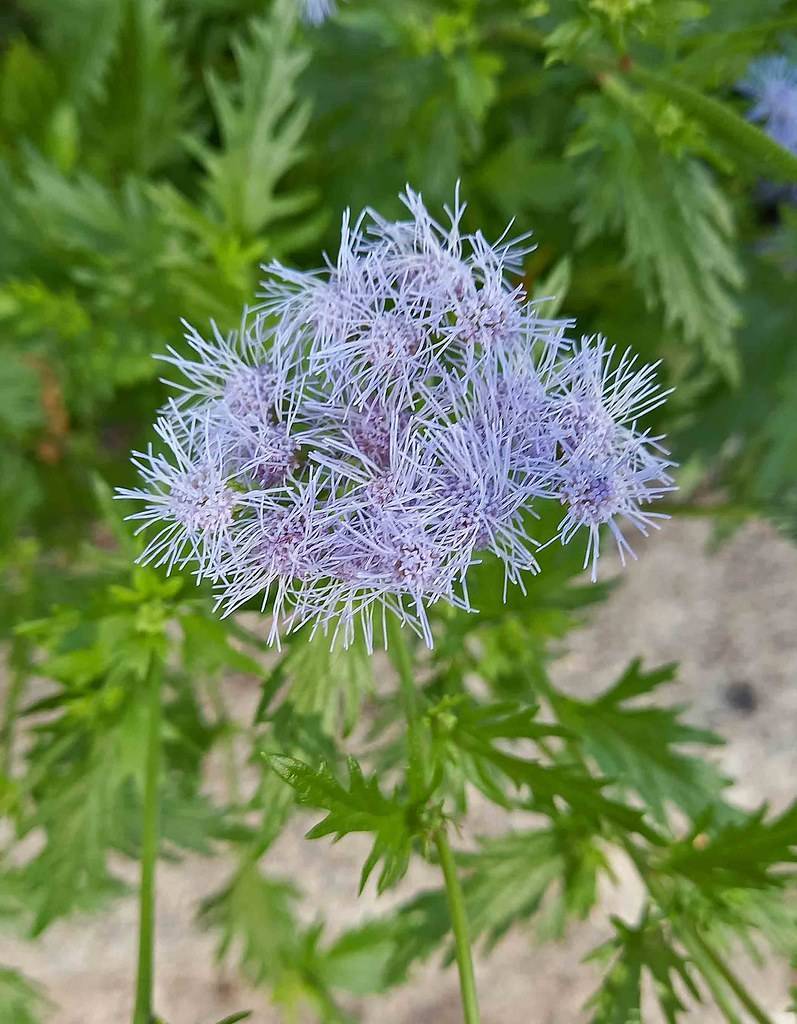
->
428, 693, 657, 840
200, 863, 351, 1022
571, 89, 743, 375
195, 0, 316, 241
21, 0, 124, 108
426, 694, 569, 807
257, 631, 373, 738
586, 915, 701, 1024
268, 755, 417, 893
664, 801, 797, 892
85, 0, 190, 176
318, 921, 403, 996
461, 821, 606, 946
10, 575, 230, 930
179, 613, 264, 681
551, 660, 729, 824
331, 822, 608, 991
336, 889, 451, 991
0, 355, 45, 440
0, 38, 61, 156
200, 860, 301, 988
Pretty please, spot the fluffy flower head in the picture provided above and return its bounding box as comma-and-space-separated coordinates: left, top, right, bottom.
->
120, 187, 673, 648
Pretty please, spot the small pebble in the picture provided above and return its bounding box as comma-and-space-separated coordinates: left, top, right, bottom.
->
724, 681, 759, 714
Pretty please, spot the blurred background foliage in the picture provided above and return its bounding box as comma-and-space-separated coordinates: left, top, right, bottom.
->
1, 0, 796, 570
1, 1, 797, 1022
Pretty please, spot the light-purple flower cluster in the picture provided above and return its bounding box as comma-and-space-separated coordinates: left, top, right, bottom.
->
119, 188, 674, 649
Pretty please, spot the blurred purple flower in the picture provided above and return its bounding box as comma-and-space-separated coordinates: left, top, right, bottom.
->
740, 55, 797, 155
300, 0, 336, 26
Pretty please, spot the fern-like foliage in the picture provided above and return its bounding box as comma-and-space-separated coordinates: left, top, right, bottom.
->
84, 0, 190, 176
586, 915, 701, 1024
551, 660, 729, 825
195, 0, 318, 243
269, 755, 429, 893
20, 0, 124, 108
571, 88, 744, 376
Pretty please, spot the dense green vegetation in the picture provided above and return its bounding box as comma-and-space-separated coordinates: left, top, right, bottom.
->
1, 2, 796, 1022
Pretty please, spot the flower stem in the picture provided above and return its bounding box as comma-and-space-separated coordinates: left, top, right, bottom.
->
688, 929, 775, 1024
386, 618, 481, 1024
386, 616, 419, 720
624, 839, 774, 1024
133, 656, 162, 1024
386, 617, 425, 801
435, 829, 482, 1024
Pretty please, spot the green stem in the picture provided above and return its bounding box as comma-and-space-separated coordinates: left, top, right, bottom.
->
624, 841, 774, 1024
133, 656, 162, 1024
0, 658, 26, 777
386, 617, 426, 802
435, 830, 482, 1024
689, 928, 775, 1024
487, 16, 797, 184
386, 617, 419, 720
626, 65, 797, 183
677, 931, 744, 1024
387, 618, 481, 1024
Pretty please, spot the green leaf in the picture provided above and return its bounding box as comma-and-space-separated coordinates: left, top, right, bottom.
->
0, 354, 44, 440
532, 255, 572, 319
630, 64, 797, 184
85, 0, 190, 176
0, 967, 49, 1024
9, 575, 229, 930
586, 915, 701, 1024
256, 631, 373, 738
200, 861, 301, 988
460, 821, 607, 946
680, 248, 797, 541
268, 755, 419, 893
195, 0, 316, 240
427, 694, 658, 840
430, 510, 612, 700
664, 801, 797, 892
212, 1014, 252, 1024
318, 921, 404, 996
21, 0, 124, 108
0, 38, 61, 156
200, 863, 351, 1022
426, 694, 569, 807
179, 613, 264, 680
330, 889, 451, 991
331, 821, 608, 991
571, 88, 743, 376
551, 660, 729, 825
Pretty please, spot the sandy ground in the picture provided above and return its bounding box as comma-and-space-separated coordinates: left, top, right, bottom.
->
1, 517, 796, 1024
